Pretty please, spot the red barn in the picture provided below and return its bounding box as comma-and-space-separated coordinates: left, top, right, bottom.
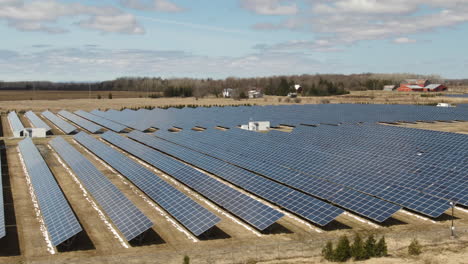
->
397, 79, 447, 92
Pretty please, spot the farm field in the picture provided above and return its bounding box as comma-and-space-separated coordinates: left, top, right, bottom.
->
0, 90, 467, 112
0, 104, 467, 264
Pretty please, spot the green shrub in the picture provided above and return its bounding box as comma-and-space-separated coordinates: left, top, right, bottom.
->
322, 241, 335, 261
183, 255, 190, 264
375, 236, 388, 257
334, 235, 351, 262
351, 234, 368, 260
408, 239, 422, 256
108, 92, 113, 99
365, 234, 376, 258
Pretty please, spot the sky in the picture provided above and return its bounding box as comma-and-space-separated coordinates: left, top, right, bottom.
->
0, 0, 467, 81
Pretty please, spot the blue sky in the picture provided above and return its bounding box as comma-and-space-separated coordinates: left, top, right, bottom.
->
0, 0, 467, 81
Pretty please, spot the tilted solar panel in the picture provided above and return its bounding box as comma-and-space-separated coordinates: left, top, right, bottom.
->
25, 111, 51, 132
101, 131, 284, 231
18, 138, 82, 246
42, 111, 78, 134
75, 110, 128, 132
58, 110, 103, 133
7, 112, 24, 135
154, 130, 402, 223
128, 131, 343, 226
49, 137, 153, 241
73, 132, 220, 236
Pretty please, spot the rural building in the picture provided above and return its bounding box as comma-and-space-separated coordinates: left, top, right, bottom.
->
294, 84, 303, 93
397, 79, 447, 92
248, 89, 263, 99
223, 88, 234, 98
383, 85, 396, 91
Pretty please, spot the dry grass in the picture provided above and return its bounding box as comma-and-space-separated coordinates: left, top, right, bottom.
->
0, 90, 467, 112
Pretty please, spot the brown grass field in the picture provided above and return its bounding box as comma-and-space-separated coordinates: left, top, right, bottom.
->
0, 90, 467, 112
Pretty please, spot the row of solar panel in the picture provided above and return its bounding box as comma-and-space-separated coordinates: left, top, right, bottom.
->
15, 135, 250, 246
151, 130, 401, 222
127, 131, 345, 226
89, 104, 468, 131
7, 110, 130, 136
100, 131, 284, 231
153, 129, 456, 218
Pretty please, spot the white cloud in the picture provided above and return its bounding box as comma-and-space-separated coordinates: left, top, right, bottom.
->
240, 0, 298, 15
393, 37, 417, 44
0, 0, 144, 34
252, 0, 468, 51
120, 0, 185, 12
78, 14, 145, 34
0, 47, 333, 81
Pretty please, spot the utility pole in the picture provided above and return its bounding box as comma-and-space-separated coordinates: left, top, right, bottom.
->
450, 201, 455, 239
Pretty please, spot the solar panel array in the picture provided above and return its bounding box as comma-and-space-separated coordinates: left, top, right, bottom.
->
42, 110, 78, 134
89, 104, 468, 131
7, 112, 24, 135
153, 131, 402, 222
49, 137, 153, 241
152, 124, 463, 218
25, 111, 51, 132
58, 110, 104, 133
101, 131, 284, 231
75, 110, 128, 132
18, 138, 82, 246
128, 131, 344, 226
0, 150, 5, 239
74, 132, 220, 236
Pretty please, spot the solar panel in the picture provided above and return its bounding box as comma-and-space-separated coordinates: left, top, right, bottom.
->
0, 149, 5, 239
18, 138, 82, 246
49, 137, 153, 241
25, 111, 51, 132
58, 110, 104, 133
42, 111, 78, 134
74, 110, 128, 132
73, 132, 220, 236
128, 131, 343, 226
156, 131, 401, 222
101, 131, 284, 231
7, 112, 24, 136
174, 127, 454, 217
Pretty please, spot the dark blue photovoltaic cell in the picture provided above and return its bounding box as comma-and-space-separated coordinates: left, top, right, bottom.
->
75, 110, 127, 132
59, 110, 103, 133
49, 137, 153, 241
0, 150, 4, 239
25, 111, 51, 131
153, 131, 402, 222
87, 104, 468, 132
18, 138, 82, 246
128, 131, 343, 226
42, 111, 78, 134
159, 127, 457, 217
74, 132, 220, 236
101, 131, 284, 231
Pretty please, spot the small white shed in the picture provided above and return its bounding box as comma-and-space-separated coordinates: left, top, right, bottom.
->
21, 128, 47, 138
241, 121, 271, 131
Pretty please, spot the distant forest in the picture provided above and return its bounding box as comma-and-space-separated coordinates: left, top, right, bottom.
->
1, 73, 464, 97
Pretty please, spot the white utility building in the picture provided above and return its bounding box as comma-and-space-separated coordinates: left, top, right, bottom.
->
241, 121, 271, 132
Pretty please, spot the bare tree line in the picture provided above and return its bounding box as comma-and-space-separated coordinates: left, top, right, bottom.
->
0, 73, 458, 97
